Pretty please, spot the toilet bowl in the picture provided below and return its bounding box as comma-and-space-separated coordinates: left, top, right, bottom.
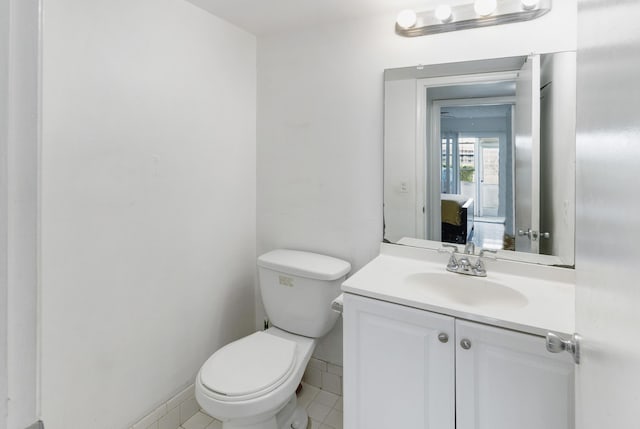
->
196, 328, 315, 429
195, 249, 350, 429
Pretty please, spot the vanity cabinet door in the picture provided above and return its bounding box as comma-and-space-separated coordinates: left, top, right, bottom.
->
343, 294, 455, 429
455, 320, 575, 429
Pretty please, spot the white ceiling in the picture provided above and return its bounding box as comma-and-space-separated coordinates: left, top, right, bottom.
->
443, 104, 513, 119
186, 0, 469, 35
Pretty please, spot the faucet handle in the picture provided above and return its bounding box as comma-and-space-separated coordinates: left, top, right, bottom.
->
478, 248, 498, 260
439, 244, 459, 270
438, 244, 459, 254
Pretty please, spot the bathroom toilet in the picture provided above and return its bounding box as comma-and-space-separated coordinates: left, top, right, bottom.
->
195, 249, 351, 429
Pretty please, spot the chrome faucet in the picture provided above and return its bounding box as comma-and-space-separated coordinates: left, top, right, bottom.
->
463, 242, 475, 255
438, 244, 497, 277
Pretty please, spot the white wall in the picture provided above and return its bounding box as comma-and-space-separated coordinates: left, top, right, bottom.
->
40, 1, 256, 428
6, 0, 40, 428
257, 2, 577, 364
384, 79, 418, 242
0, 1, 40, 428
575, 0, 640, 427
0, 0, 10, 424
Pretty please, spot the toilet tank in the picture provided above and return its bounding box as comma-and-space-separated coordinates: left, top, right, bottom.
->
257, 249, 351, 338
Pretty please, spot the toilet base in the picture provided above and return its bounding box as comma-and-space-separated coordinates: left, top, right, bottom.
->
221, 394, 308, 429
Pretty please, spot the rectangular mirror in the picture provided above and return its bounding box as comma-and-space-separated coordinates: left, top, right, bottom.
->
383, 52, 576, 267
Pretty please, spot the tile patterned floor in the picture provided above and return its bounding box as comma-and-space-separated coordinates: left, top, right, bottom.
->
179, 411, 221, 429
298, 383, 343, 429
472, 219, 507, 250
177, 383, 342, 429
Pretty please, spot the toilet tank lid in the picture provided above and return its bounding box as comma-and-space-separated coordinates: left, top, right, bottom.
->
258, 249, 351, 281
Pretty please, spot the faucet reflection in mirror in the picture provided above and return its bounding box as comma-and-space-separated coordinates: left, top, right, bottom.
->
396, 0, 551, 37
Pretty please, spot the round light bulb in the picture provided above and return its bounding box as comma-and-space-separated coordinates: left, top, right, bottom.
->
474, 0, 497, 16
435, 5, 453, 22
397, 9, 418, 29
521, 0, 539, 9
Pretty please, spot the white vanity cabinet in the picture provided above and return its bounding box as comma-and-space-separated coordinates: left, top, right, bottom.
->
343, 292, 455, 429
455, 319, 575, 429
343, 293, 575, 429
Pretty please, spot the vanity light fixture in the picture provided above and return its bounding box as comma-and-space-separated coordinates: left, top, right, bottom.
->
396, 9, 418, 29
521, 0, 539, 9
435, 4, 453, 23
474, 0, 497, 16
396, 0, 552, 37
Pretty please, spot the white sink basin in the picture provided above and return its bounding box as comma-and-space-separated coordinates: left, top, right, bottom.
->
404, 272, 528, 308
341, 245, 576, 336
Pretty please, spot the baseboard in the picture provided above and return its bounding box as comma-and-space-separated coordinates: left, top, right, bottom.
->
302, 357, 343, 395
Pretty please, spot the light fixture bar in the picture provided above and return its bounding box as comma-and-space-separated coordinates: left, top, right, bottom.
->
396, 0, 551, 37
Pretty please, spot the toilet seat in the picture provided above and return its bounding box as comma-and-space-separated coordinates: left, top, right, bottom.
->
196, 327, 317, 426
199, 331, 297, 402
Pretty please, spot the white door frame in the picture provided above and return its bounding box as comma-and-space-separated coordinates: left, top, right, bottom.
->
514, 54, 541, 253
416, 73, 517, 240
434, 98, 514, 218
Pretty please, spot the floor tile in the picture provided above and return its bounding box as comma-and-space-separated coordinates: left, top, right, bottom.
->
298, 383, 320, 408
333, 397, 343, 411
303, 367, 323, 387
323, 409, 343, 429
158, 406, 180, 429
321, 372, 342, 396
205, 419, 223, 429
182, 412, 213, 429
473, 220, 507, 250
307, 402, 332, 422
169, 381, 342, 429
314, 390, 339, 408
180, 397, 201, 425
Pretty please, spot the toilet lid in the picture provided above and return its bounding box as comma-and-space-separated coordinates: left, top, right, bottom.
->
200, 332, 297, 399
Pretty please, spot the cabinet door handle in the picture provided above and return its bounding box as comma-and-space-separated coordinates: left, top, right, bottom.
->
438, 333, 449, 343
460, 338, 472, 350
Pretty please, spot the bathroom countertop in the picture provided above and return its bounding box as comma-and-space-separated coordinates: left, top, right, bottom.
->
341, 243, 575, 337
